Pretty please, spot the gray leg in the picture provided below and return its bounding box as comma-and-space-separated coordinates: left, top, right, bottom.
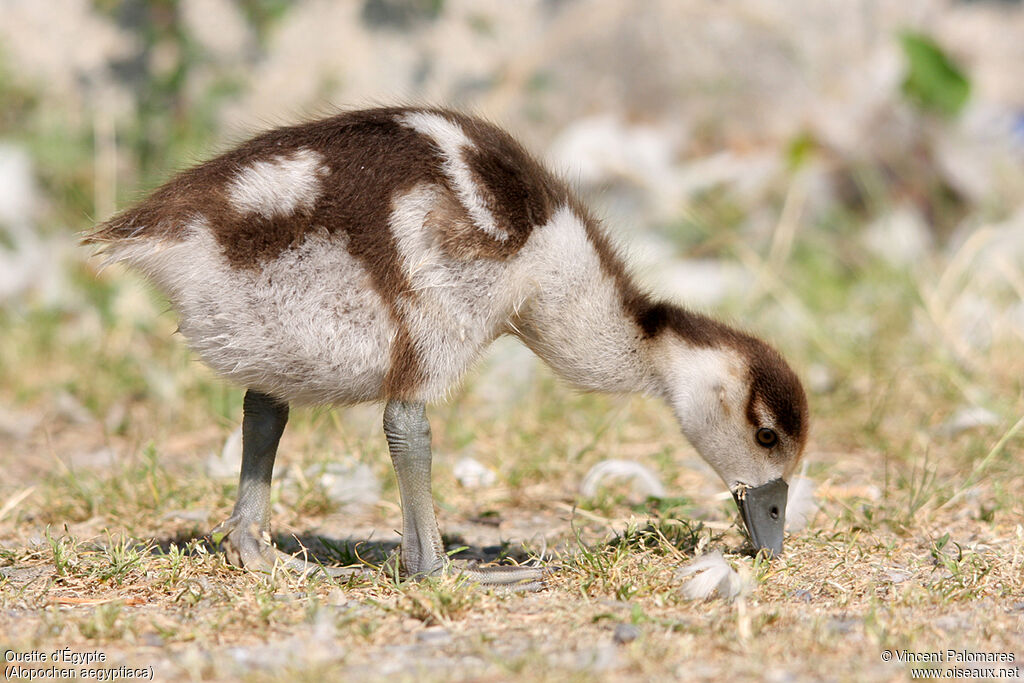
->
212, 389, 358, 577
383, 400, 445, 576
384, 400, 548, 588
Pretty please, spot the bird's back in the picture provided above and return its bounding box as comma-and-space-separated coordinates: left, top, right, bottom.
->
87, 108, 574, 405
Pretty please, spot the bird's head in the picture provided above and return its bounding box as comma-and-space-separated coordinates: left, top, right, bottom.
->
643, 304, 809, 556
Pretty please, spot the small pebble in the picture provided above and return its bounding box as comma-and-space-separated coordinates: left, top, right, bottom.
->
826, 617, 858, 635
141, 633, 164, 648
54, 390, 93, 424
454, 457, 497, 488
305, 460, 381, 507
939, 406, 999, 436
935, 616, 967, 632
884, 569, 911, 584
613, 623, 640, 644
325, 588, 347, 606
416, 626, 452, 645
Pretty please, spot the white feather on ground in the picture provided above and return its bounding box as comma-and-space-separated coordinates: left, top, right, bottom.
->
675, 551, 748, 600
206, 426, 243, 479
785, 475, 817, 532
580, 459, 666, 503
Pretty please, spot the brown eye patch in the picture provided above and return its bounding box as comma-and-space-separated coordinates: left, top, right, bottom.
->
756, 427, 778, 448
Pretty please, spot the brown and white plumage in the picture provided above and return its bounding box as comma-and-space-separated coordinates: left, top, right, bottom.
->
87, 107, 809, 575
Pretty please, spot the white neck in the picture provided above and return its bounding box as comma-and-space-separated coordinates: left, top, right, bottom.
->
506, 206, 658, 393
516, 312, 657, 394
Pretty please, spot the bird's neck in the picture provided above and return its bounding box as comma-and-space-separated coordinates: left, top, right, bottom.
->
507, 206, 741, 402
515, 306, 659, 395
505, 208, 659, 394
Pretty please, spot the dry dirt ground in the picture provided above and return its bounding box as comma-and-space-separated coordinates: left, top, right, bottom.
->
1, 303, 1023, 682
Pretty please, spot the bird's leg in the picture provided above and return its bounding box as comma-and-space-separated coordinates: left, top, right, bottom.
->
383, 400, 445, 577
212, 389, 358, 577
384, 400, 547, 589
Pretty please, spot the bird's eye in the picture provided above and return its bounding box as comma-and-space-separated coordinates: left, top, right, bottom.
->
755, 428, 778, 448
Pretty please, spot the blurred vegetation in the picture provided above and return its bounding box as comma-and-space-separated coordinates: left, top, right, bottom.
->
900, 31, 971, 117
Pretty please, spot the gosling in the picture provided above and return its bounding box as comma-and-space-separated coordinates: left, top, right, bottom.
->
87, 107, 809, 585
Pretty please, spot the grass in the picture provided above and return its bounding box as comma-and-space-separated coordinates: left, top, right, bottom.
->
3, 228, 1024, 680
2, 255, 1021, 681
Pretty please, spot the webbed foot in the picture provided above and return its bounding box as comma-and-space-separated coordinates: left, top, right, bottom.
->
211, 516, 363, 578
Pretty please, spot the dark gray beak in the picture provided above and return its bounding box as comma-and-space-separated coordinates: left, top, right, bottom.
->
732, 478, 788, 557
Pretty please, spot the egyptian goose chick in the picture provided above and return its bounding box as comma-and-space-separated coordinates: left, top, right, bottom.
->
87, 107, 808, 585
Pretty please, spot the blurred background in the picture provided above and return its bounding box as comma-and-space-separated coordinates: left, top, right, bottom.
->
0, 0, 1022, 531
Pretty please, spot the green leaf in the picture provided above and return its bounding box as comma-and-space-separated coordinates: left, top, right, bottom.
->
900, 31, 971, 117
